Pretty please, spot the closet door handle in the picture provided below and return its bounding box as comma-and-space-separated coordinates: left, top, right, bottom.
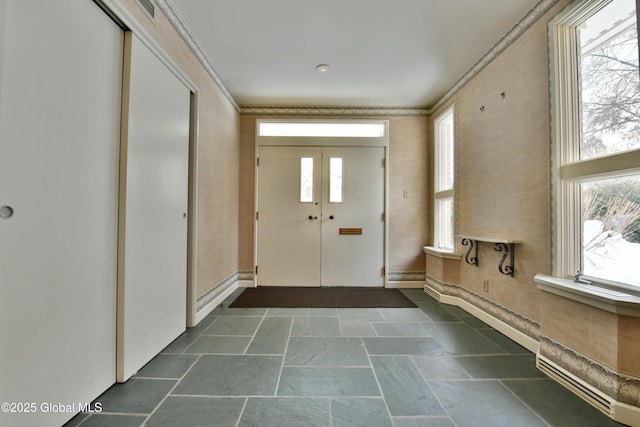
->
0, 206, 14, 219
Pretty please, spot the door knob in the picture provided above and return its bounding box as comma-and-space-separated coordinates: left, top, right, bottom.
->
329, 215, 335, 220
308, 215, 318, 220
0, 205, 14, 219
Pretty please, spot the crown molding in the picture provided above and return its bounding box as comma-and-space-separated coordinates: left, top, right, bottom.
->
159, 0, 557, 116
239, 106, 430, 117
429, 0, 559, 113
155, 0, 240, 112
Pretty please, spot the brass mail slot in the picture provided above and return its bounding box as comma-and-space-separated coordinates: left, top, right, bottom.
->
339, 228, 363, 235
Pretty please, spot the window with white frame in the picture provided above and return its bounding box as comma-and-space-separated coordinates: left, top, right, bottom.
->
549, 0, 640, 292
434, 106, 455, 250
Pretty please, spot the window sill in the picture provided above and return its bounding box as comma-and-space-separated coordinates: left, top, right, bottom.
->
423, 246, 461, 260
534, 273, 640, 318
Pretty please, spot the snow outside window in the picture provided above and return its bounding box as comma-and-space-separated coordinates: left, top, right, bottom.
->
549, 0, 640, 292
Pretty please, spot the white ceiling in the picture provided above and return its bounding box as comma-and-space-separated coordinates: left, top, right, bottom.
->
169, 0, 540, 109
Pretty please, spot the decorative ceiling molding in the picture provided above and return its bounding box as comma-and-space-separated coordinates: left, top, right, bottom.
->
429, 0, 559, 114
155, 0, 240, 112
159, 0, 557, 117
239, 106, 430, 117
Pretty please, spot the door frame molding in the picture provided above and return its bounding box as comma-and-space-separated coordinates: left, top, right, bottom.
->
254, 119, 390, 287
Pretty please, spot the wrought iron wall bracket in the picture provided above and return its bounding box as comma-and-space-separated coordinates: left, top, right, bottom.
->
493, 242, 515, 277
458, 235, 521, 278
461, 238, 478, 266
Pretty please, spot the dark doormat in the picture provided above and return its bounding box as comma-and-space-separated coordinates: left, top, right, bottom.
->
229, 287, 417, 308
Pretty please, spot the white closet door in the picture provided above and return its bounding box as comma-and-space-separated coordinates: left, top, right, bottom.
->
118, 33, 190, 381
0, 1, 122, 426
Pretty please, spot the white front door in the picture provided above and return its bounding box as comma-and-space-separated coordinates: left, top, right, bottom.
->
321, 146, 385, 286
256, 146, 385, 287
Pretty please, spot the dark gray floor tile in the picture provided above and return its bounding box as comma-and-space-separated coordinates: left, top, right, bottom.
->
453, 354, 545, 379
399, 289, 432, 304
161, 328, 204, 354
475, 328, 531, 354
277, 367, 380, 396
392, 417, 456, 427
74, 414, 146, 427
363, 337, 446, 356
94, 378, 176, 414
340, 322, 377, 337
416, 302, 462, 322
183, 336, 251, 354
239, 397, 330, 427
291, 317, 341, 336
146, 396, 244, 427
202, 316, 263, 336
62, 412, 90, 427
372, 322, 432, 337
378, 308, 431, 322
421, 323, 505, 354
502, 379, 628, 426
337, 308, 385, 322
267, 307, 310, 316
135, 354, 198, 378
331, 398, 393, 427
309, 308, 338, 317
370, 356, 445, 416
429, 380, 546, 427
213, 306, 268, 316
410, 356, 471, 380
442, 306, 489, 328
173, 355, 282, 396
285, 337, 369, 366
246, 316, 292, 354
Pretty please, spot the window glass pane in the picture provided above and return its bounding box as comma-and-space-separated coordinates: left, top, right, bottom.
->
435, 109, 454, 191
435, 197, 454, 250
259, 122, 385, 137
579, 0, 639, 160
300, 157, 313, 202
581, 174, 640, 286
329, 157, 343, 203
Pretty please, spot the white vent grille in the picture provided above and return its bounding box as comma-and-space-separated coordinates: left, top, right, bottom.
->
537, 355, 614, 416
424, 284, 442, 302
137, 0, 155, 18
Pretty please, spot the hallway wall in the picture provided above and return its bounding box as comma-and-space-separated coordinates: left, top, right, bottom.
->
238, 115, 431, 282
427, 0, 640, 416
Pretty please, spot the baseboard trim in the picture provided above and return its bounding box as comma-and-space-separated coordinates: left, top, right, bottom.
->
537, 352, 640, 427
386, 281, 424, 289
424, 277, 539, 353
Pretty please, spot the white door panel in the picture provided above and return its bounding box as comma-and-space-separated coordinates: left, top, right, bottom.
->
118, 33, 190, 381
0, 1, 122, 425
256, 145, 385, 287
257, 146, 321, 286
321, 147, 385, 286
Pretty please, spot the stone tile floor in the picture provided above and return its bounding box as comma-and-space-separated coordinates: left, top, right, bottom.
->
66, 288, 626, 427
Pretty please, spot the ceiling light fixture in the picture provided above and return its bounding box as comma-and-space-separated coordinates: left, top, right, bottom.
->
315, 64, 331, 73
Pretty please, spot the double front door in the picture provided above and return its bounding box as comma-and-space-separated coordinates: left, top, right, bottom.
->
257, 146, 385, 287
